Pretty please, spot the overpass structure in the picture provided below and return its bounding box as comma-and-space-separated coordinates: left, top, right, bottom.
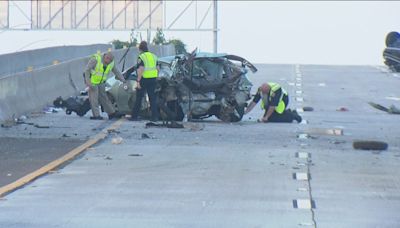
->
0, 0, 218, 52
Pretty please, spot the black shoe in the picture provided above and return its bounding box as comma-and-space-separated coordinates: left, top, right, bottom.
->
293, 112, 302, 123
90, 116, 104, 120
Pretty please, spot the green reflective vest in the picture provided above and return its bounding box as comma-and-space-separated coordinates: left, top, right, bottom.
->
139, 52, 158, 78
90, 54, 115, 85
261, 82, 288, 114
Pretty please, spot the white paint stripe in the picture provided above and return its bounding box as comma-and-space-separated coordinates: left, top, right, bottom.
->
293, 199, 314, 209
385, 96, 400, 101
298, 222, 314, 226
296, 108, 304, 113
288, 82, 295, 86
296, 83, 302, 87
296, 97, 304, 102
297, 188, 308, 192
296, 90, 302, 94
318, 83, 326, 87
297, 152, 310, 158
297, 133, 309, 139
294, 172, 309, 180
300, 143, 308, 147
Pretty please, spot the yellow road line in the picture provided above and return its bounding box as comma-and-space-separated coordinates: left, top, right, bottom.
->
0, 118, 125, 197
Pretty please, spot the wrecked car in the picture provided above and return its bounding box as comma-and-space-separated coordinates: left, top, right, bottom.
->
383, 31, 400, 72
154, 50, 257, 122
54, 50, 257, 122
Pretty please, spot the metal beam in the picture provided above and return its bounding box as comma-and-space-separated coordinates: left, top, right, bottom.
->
105, 0, 134, 29
167, 0, 194, 29
197, 2, 212, 29
75, 1, 100, 29
213, 0, 218, 53
42, 1, 70, 29
136, 1, 162, 29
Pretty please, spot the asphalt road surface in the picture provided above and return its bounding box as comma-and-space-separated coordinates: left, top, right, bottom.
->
0, 64, 399, 228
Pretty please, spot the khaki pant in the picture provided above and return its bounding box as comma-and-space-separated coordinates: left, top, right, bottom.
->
88, 83, 115, 117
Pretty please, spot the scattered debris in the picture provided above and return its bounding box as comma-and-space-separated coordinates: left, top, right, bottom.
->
353, 140, 388, 151
368, 102, 400, 114
302, 107, 314, 112
129, 154, 143, 157
62, 134, 70, 138
330, 140, 346, 145
141, 133, 151, 139
43, 106, 59, 114
145, 121, 184, 129
1, 119, 16, 128
6, 173, 12, 177
385, 96, 400, 101
297, 133, 310, 139
105, 156, 113, 160
107, 129, 121, 134
336, 107, 349, 112
111, 136, 123, 144
183, 123, 205, 131
34, 124, 50, 128
305, 128, 343, 136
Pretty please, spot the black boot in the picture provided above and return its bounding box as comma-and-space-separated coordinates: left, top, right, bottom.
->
292, 110, 302, 123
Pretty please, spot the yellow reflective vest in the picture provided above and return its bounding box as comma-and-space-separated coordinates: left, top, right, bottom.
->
261, 82, 288, 114
90, 54, 114, 85
139, 52, 158, 78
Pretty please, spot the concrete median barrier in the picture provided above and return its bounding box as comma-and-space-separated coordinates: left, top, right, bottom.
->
0, 44, 112, 78
0, 44, 175, 121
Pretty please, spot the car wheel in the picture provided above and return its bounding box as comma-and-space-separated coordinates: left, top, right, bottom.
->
229, 105, 245, 122
386, 31, 400, 47
353, 140, 388, 151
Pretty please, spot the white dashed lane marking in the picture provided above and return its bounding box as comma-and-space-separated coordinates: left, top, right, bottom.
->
293, 199, 316, 209
296, 152, 311, 159
293, 172, 311, 181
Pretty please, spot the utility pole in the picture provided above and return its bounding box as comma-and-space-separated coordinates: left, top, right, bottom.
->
213, 0, 218, 53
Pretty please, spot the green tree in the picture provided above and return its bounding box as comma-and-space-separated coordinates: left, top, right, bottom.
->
168, 39, 187, 54
152, 28, 167, 45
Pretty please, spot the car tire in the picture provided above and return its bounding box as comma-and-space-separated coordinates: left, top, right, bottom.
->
353, 140, 388, 151
385, 31, 400, 47
229, 105, 245, 122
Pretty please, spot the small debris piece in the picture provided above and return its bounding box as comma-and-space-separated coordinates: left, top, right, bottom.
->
6, 173, 12, 177
336, 107, 349, 112
302, 107, 314, 112
107, 129, 120, 134
111, 136, 123, 144
183, 123, 205, 131
129, 154, 143, 157
105, 156, 113, 160
141, 133, 150, 139
353, 140, 388, 151
62, 134, 70, 138
34, 124, 50, 128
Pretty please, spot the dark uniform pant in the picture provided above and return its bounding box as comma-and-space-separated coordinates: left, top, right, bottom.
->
132, 78, 159, 120
264, 95, 295, 123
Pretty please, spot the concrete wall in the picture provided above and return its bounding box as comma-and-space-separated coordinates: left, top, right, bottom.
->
0, 44, 175, 121
0, 44, 112, 78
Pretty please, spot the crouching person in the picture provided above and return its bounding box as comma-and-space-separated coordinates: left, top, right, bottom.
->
84, 52, 127, 120
245, 82, 302, 123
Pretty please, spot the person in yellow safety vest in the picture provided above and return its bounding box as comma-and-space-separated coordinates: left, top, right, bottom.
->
244, 82, 302, 123
130, 41, 159, 121
84, 52, 127, 120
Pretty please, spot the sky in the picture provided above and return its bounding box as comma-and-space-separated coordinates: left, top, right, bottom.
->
0, 1, 399, 65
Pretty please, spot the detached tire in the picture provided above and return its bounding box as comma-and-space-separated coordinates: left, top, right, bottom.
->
353, 140, 388, 151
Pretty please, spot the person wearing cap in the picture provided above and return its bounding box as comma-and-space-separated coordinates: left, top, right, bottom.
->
245, 82, 302, 123
130, 41, 159, 121
84, 52, 126, 120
